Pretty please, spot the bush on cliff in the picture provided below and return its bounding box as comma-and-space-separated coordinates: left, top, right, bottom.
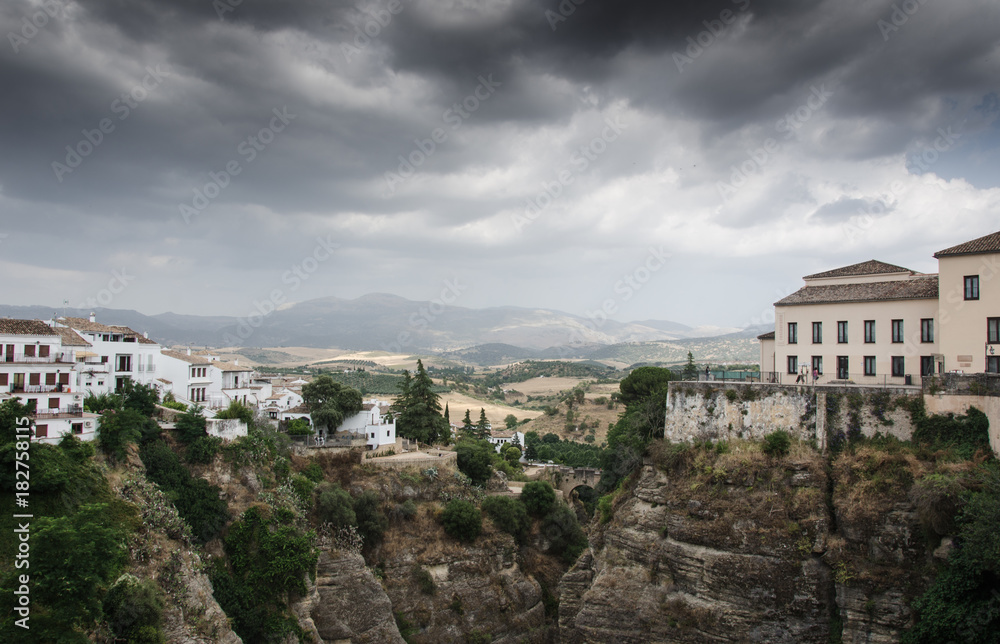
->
442, 499, 482, 542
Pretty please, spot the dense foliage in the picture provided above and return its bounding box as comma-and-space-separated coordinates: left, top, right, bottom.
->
393, 360, 450, 444
442, 499, 482, 542
524, 431, 603, 467
301, 375, 364, 433
903, 464, 1000, 643
521, 481, 556, 517
455, 439, 497, 486
211, 505, 318, 643
481, 495, 530, 543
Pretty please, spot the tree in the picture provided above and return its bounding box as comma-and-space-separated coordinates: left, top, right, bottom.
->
444, 403, 450, 423
682, 351, 698, 381
442, 499, 482, 542
618, 366, 675, 407
302, 375, 363, 434
475, 408, 491, 439
316, 482, 355, 529
501, 444, 521, 465
521, 481, 556, 517
353, 490, 388, 548
505, 414, 518, 430
462, 409, 474, 435
455, 439, 495, 486
121, 380, 160, 417
175, 405, 208, 444
482, 495, 529, 543
392, 360, 449, 444
215, 400, 254, 425
97, 408, 145, 463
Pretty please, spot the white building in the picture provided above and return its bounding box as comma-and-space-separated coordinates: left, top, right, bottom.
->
488, 430, 524, 453
338, 399, 396, 449
261, 387, 305, 419
51, 315, 161, 394
158, 349, 265, 411
0, 319, 100, 444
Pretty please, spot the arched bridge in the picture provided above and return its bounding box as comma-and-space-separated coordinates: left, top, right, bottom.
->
537, 466, 602, 497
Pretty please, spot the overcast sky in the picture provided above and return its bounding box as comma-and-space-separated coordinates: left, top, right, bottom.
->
1, 0, 998, 329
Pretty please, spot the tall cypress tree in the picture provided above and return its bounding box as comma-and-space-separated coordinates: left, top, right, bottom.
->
393, 360, 449, 444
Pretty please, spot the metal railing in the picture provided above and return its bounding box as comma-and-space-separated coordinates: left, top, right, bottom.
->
34, 405, 84, 418
2, 353, 73, 364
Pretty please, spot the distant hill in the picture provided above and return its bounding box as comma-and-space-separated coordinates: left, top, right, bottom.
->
0, 297, 752, 360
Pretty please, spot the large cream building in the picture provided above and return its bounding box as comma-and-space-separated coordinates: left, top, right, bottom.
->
760, 230, 1000, 385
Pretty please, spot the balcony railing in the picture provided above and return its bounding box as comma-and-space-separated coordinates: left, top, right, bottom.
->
759, 372, 925, 387
11, 384, 70, 394
34, 405, 84, 418
2, 353, 73, 364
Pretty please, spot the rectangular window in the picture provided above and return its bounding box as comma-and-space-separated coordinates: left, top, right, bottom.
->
864, 356, 876, 376
24, 345, 35, 358
38, 345, 49, 358
812, 322, 823, 344
116, 355, 132, 372
988, 356, 1000, 374
892, 356, 905, 377
921, 356, 934, 376
811, 356, 823, 376
34, 424, 47, 439
965, 275, 980, 300
29, 373, 40, 386
921, 319, 934, 343
988, 318, 1000, 344
0, 374, 7, 386
48, 398, 59, 409
837, 321, 849, 344
837, 356, 849, 380
864, 320, 876, 344
45, 373, 56, 385
892, 319, 904, 343
788, 322, 798, 344
787, 356, 798, 375
72, 423, 83, 435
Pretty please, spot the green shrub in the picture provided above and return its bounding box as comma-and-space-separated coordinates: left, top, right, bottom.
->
399, 499, 418, 520
285, 418, 313, 435
762, 430, 792, 457
215, 400, 255, 425
186, 435, 222, 464
103, 573, 166, 643
913, 407, 990, 459
482, 495, 529, 543
353, 489, 388, 548
301, 462, 324, 483
521, 481, 556, 517
442, 499, 482, 542
316, 482, 356, 528
597, 494, 614, 524
175, 406, 208, 444
290, 474, 315, 507
97, 408, 146, 463
541, 503, 588, 563
455, 438, 495, 486
274, 457, 291, 482
140, 440, 229, 543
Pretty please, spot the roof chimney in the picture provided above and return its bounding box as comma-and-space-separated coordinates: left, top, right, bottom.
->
187, 348, 191, 356
234, 358, 239, 365
89, 312, 96, 323
143, 332, 148, 339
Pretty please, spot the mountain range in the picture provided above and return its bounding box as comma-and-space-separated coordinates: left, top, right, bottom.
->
0, 294, 758, 359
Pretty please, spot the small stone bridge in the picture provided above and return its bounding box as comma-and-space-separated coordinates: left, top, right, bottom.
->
536, 466, 602, 496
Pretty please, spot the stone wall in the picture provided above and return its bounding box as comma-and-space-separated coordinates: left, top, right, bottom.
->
664, 382, 919, 447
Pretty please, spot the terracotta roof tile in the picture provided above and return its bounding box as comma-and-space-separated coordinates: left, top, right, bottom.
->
934, 230, 1000, 258
59, 317, 158, 344
776, 276, 938, 306
51, 326, 92, 347
0, 319, 59, 336
161, 350, 212, 365
803, 260, 913, 280
212, 361, 253, 372
757, 331, 776, 340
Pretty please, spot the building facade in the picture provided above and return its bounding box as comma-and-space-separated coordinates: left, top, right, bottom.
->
51, 315, 161, 394
761, 230, 1000, 385
0, 319, 100, 444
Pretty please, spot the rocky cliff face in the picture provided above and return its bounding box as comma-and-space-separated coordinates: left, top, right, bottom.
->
292, 550, 404, 644
559, 440, 944, 643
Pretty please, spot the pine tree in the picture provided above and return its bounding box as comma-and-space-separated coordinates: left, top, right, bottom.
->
682, 351, 699, 381
393, 360, 449, 444
444, 403, 450, 423
462, 409, 474, 436
476, 408, 490, 439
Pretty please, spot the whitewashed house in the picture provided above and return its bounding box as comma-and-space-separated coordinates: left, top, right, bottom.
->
488, 430, 524, 453
338, 399, 396, 449
51, 315, 161, 394
0, 319, 100, 444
